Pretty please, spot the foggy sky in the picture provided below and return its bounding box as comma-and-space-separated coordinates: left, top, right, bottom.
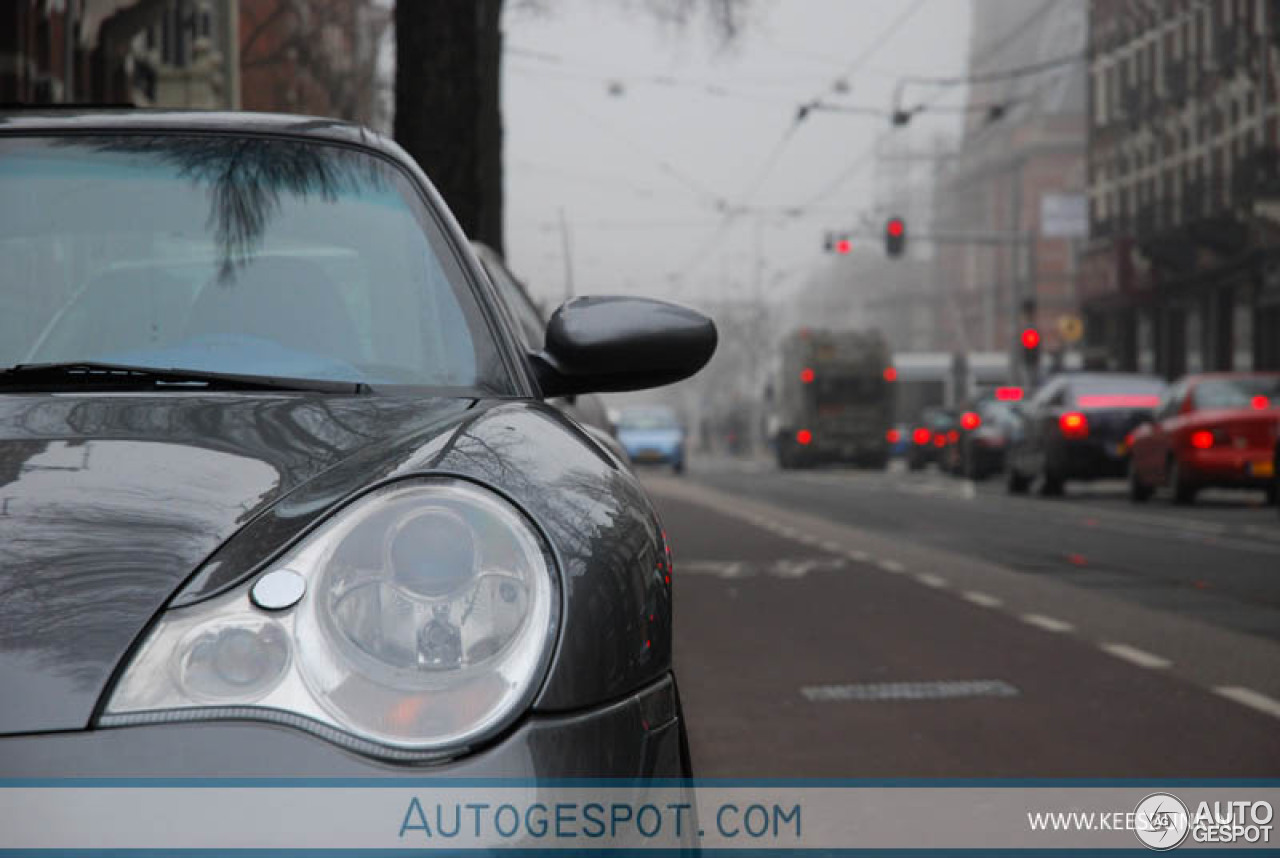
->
500, 0, 972, 312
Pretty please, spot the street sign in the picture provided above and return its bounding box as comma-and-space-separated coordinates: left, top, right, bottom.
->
1058, 314, 1084, 343
1040, 193, 1088, 238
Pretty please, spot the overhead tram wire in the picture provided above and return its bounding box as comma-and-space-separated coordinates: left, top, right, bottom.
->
664, 0, 933, 287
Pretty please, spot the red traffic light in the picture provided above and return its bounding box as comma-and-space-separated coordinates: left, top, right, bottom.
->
834, 238, 852, 254
882, 367, 897, 382
800, 367, 815, 384
1020, 328, 1041, 349
886, 218, 905, 238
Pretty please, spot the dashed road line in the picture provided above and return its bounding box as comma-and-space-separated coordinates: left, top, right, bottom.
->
1098, 643, 1172, 669
1214, 686, 1280, 720
820, 540, 843, 554
877, 558, 906, 573
915, 573, 948, 588
962, 591, 1003, 609
847, 549, 870, 563
1021, 613, 1075, 633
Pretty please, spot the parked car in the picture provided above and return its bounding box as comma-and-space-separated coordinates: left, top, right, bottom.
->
0, 111, 716, 780
906, 407, 957, 471
615, 404, 687, 473
470, 242, 628, 465
951, 396, 1021, 480
1006, 373, 1165, 496
1128, 373, 1280, 505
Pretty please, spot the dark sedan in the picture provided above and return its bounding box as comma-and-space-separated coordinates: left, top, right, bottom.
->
1006, 373, 1165, 496
0, 111, 715, 779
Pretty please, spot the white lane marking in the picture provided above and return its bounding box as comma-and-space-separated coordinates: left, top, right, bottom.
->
963, 591, 1003, 609
1021, 613, 1075, 633
1214, 686, 1280, 720
796, 533, 820, 546
847, 549, 870, 563
820, 540, 843, 554
877, 559, 906, 573
915, 573, 948, 588
1099, 643, 1172, 669
961, 480, 977, 500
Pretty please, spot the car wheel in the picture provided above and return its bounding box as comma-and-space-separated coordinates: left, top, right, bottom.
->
1169, 457, 1197, 505
1039, 470, 1065, 497
1006, 464, 1030, 494
1128, 459, 1153, 503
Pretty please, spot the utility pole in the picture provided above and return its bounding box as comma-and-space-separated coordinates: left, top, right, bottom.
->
557, 207, 574, 302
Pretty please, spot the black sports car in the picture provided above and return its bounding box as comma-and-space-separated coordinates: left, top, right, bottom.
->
0, 111, 715, 778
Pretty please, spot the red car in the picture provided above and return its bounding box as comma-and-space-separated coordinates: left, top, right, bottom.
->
1128, 373, 1280, 505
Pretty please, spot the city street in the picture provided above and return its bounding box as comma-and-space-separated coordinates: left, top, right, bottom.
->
645, 460, 1280, 777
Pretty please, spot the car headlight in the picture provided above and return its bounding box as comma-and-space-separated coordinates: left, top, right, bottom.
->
102, 478, 559, 760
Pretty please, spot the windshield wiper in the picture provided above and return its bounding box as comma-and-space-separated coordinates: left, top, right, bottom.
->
0, 362, 370, 394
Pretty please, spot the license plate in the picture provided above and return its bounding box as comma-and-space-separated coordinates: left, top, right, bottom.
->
1249, 460, 1275, 478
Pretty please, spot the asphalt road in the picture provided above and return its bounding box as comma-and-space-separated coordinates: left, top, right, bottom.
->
641, 457, 1280, 777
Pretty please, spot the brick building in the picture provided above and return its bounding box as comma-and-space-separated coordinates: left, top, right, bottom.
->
1081, 0, 1280, 375
1, 0, 238, 109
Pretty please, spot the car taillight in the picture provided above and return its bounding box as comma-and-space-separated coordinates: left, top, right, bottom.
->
886, 429, 901, 443
1189, 429, 1215, 450
960, 411, 981, 430
1253, 395, 1271, 410
1059, 411, 1089, 439
933, 435, 947, 448
913, 427, 931, 445
946, 430, 959, 443
796, 429, 813, 445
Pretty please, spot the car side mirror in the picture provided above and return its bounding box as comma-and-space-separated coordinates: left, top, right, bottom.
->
530, 296, 717, 397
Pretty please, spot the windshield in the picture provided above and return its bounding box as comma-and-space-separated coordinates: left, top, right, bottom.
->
1193, 376, 1280, 410
0, 136, 509, 392
1067, 376, 1165, 409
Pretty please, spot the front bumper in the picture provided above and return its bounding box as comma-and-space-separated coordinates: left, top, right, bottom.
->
0, 675, 687, 778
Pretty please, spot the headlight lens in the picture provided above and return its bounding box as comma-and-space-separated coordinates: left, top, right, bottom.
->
103, 479, 559, 759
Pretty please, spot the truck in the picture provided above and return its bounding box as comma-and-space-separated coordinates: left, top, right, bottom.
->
765, 328, 895, 469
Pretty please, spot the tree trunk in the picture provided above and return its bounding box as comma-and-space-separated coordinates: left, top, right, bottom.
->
394, 0, 504, 254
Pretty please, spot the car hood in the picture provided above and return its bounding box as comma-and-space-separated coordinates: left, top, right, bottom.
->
0, 392, 473, 735
616, 427, 683, 448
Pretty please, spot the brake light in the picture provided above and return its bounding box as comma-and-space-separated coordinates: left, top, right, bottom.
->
960, 411, 981, 430
912, 427, 931, 445
995, 386, 1024, 402
800, 367, 815, 384
886, 429, 901, 443
1189, 430, 1215, 450
1059, 411, 1089, 439
1253, 395, 1271, 410
883, 367, 898, 382
933, 435, 947, 448
947, 430, 959, 443
796, 429, 813, 445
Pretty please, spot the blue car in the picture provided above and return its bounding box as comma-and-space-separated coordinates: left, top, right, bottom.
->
616, 405, 687, 473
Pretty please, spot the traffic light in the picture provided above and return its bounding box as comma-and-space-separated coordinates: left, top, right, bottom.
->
1020, 327, 1041, 376
885, 217, 906, 258
824, 231, 853, 254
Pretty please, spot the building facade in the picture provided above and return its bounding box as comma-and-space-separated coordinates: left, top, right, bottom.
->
1081, 0, 1280, 376
1, 0, 239, 110
930, 0, 1089, 364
